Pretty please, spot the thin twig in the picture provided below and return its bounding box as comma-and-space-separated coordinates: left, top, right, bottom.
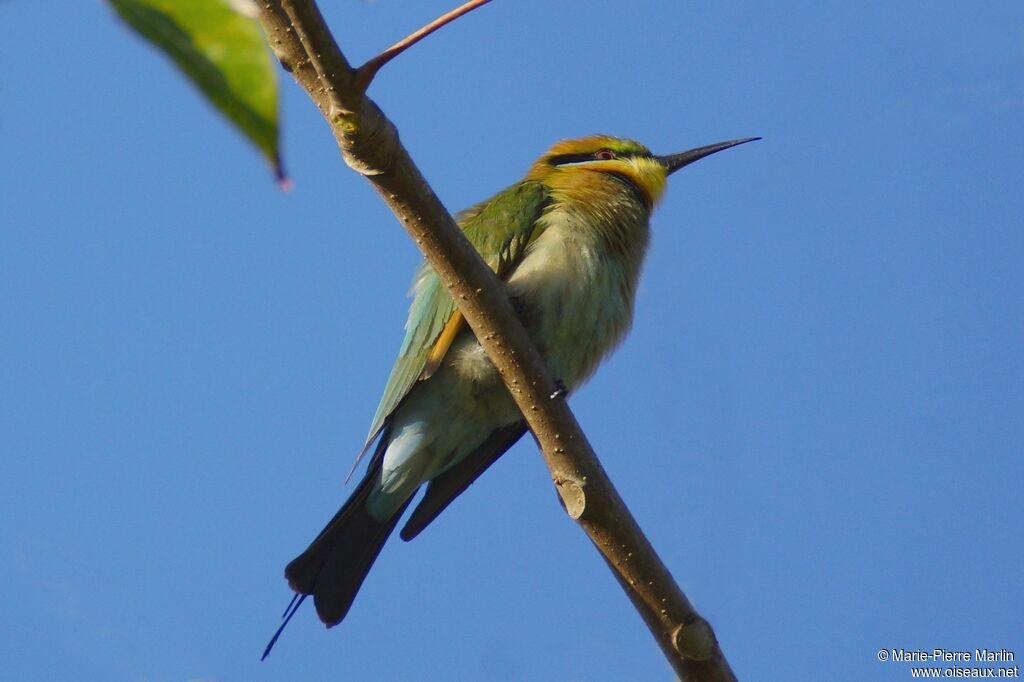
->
254, 2, 737, 679
355, 0, 493, 90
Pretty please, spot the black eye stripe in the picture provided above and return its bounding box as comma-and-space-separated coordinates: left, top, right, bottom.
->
548, 150, 646, 166
547, 152, 597, 166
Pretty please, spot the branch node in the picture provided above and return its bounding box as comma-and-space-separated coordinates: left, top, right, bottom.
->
353, 65, 376, 93
331, 109, 359, 134
671, 617, 717, 662
554, 476, 587, 519
331, 104, 399, 177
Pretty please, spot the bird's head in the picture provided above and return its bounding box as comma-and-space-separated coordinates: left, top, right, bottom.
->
527, 134, 759, 207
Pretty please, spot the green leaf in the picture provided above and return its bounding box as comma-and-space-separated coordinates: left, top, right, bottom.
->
108, 0, 285, 182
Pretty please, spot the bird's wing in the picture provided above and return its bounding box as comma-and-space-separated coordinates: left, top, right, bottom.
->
360, 180, 551, 452
399, 420, 528, 541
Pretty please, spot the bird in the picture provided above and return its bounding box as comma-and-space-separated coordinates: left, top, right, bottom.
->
263, 134, 757, 657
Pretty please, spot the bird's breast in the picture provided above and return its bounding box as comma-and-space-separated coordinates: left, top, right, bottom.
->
502, 205, 648, 388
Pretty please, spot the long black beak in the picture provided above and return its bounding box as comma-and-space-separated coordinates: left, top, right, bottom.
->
657, 137, 760, 175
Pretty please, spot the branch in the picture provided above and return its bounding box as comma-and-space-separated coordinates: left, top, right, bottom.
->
256, 3, 736, 680
355, 0, 493, 90
257, 2, 333, 113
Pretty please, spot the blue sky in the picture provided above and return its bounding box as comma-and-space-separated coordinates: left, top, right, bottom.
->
2, 1, 1021, 680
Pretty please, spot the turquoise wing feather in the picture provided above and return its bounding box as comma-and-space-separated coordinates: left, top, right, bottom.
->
362, 180, 551, 450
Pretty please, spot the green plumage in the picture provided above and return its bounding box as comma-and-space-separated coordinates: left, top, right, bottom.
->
364, 180, 551, 448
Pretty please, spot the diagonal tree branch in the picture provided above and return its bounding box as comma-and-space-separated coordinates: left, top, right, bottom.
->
256, 2, 736, 680
258, 2, 332, 113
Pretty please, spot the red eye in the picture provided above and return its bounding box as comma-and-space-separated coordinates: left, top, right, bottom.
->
594, 149, 616, 160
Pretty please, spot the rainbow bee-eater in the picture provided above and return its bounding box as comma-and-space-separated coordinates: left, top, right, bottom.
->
265, 134, 757, 653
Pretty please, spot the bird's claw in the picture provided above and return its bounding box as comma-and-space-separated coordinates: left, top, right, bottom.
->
550, 380, 569, 401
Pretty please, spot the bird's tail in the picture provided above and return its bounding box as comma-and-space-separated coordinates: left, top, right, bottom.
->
261, 433, 412, 660
284, 449, 411, 629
